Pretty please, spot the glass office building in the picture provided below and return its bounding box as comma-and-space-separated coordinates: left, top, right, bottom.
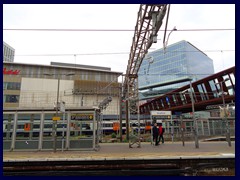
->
138, 40, 214, 100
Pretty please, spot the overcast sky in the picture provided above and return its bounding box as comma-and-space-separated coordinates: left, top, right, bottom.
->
3, 4, 235, 74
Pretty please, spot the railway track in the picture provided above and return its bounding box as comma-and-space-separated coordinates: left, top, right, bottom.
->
4, 157, 235, 176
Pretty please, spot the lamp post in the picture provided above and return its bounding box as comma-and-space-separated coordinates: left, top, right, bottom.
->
60, 101, 66, 152
189, 80, 199, 148
163, 26, 177, 53
215, 78, 231, 147
145, 56, 154, 75
182, 79, 199, 148
44, 72, 75, 152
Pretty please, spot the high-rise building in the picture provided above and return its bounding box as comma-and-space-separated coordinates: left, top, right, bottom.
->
3, 41, 15, 62
138, 40, 214, 100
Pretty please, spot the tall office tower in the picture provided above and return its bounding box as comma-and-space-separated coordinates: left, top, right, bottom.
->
138, 40, 214, 100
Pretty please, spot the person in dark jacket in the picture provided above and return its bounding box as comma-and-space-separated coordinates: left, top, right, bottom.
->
152, 123, 159, 146
158, 123, 164, 144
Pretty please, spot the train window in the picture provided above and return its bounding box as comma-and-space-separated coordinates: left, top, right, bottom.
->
44, 124, 52, 128
16, 132, 30, 139
32, 132, 40, 137
3, 132, 12, 140
33, 124, 40, 129
43, 121, 54, 139
81, 130, 93, 137
57, 124, 64, 128
104, 124, 112, 127
3, 114, 14, 131
43, 132, 52, 138
3, 114, 14, 140
6, 124, 13, 129
69, 131, 93, 138
17, 124, 25, 129
3, 132, 7, 139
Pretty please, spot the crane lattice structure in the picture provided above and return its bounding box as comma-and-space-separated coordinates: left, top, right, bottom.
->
122, 4, 169, 148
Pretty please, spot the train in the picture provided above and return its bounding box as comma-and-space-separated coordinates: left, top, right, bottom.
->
3, 119, 158, 137
100, 120, 150, 135
4, 119, 189, 139
99, 119, 180, 135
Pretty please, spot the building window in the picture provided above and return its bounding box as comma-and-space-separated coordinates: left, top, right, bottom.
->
3, 82, 21, 90
4, 95, 20, 103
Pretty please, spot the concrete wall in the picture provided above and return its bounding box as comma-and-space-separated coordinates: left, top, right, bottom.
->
20, 78, 119, 115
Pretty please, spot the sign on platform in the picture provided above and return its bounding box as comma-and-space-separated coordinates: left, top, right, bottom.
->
150, 111, 172, 119
71, 114, 94, 120
52, 116, 61, 121
150, 111, 172, 116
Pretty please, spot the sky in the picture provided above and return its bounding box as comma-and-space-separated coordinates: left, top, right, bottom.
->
3, 4, 235, 75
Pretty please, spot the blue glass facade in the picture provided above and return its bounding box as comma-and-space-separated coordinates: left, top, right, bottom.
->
138, 40, 214, 100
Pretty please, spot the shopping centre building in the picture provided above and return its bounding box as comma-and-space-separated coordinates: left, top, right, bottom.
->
3, 61, 122, 113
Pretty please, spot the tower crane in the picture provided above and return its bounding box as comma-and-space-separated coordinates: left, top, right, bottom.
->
121, 4, 169, 147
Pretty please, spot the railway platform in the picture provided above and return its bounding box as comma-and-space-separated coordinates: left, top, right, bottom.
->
3, 141, 235, 162
3, 141, 235, 176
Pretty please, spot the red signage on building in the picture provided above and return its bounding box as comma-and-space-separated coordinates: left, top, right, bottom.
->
3, 68, 21, 75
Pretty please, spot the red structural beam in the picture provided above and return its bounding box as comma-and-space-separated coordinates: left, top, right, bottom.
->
140, 66, 235, 114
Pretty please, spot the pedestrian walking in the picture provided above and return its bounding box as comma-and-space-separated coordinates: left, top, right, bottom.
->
152, 123, 159, 146
158, 123, 165, 144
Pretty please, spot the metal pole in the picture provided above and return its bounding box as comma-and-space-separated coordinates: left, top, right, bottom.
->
126, 100, 129, 141
61, 111, 65, 152
119, 81, 123, 142
162, 4, 171, 46
220, 82, 231, 147
66, 111, 70, 150
137, 77, 141, 148
171, 115, 174, 143
98, 112, 102, 142
150, 115, 153, 145
180, 115, 185, 146
53, 76, 60, 152
126, 75, 130, 142
190, 80, 199, 148
11, 112, 18, 151
164, 26, 177, 53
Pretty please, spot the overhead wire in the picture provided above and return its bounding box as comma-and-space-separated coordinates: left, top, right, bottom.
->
4, 28, 234, 57
3, 72, 221, 76
3, 28, 235, 31
7, 49, 235, 57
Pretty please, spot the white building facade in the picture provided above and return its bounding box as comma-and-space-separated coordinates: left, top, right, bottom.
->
3, 41, 15, 62
3, 62, 122, 116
